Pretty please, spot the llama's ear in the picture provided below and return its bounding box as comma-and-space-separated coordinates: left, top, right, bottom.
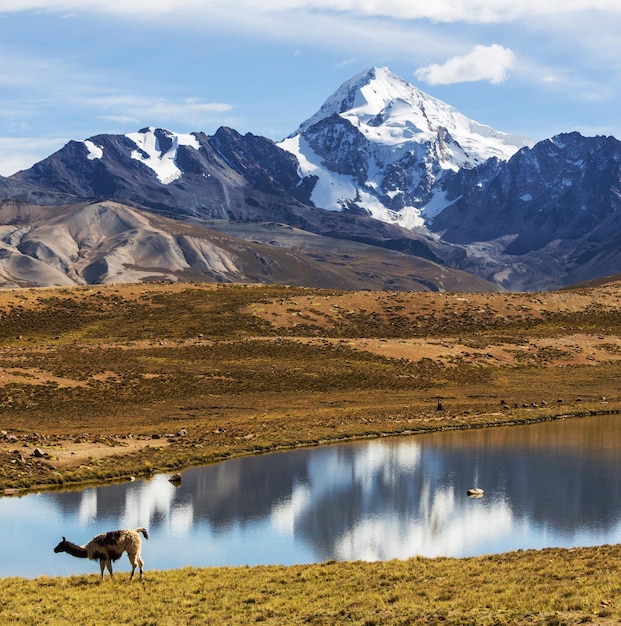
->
62, 536, 66, 541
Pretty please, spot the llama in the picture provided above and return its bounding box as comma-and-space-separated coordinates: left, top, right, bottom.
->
54, 527, 148, 580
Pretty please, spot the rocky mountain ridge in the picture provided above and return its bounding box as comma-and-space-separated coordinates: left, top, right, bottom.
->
0, 68, 620, 291
430, 132, 621, 289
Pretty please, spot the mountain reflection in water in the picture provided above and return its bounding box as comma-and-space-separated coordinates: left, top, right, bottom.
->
4, 414, 621, 578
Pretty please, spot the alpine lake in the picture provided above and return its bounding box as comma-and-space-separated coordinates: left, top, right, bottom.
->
3, 412, 621, 579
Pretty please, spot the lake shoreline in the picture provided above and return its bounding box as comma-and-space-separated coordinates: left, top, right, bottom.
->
3, 404, 620, 496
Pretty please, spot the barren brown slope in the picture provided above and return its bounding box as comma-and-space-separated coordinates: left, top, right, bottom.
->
0, 199, 496, 291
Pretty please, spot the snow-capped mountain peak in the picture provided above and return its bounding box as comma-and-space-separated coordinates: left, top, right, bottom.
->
293, 66, 530, 161
293, 67, 418, 132
280, 67, 533, 228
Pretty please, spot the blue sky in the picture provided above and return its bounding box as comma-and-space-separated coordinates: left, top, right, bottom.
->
0, 1, 620, 175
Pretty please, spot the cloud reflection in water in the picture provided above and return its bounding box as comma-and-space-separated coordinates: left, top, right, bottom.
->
5, 415, 621, 577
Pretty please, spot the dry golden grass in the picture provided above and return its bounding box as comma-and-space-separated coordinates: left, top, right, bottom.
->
4, 545, 621, 625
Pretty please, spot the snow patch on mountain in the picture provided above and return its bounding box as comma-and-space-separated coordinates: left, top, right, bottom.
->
126, 127, 200, 184
421, 188, 454, 221
280, 135, 357, 211
83, 140, 103, 160
281, 134, 426, 228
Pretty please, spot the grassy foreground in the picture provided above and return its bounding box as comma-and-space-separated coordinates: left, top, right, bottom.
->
3, 546, 621, 625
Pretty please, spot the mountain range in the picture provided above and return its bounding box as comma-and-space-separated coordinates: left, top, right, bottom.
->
0, 66, 619, 291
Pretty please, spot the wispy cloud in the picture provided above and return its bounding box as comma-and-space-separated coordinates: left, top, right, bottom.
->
99, 115, 140, 125
0, 0, 620, 164
335, 58, 356, 69
2, 2, 618, 74
2, 0, 621, 22
0, 45, 237, 133
415, 45, 516, 85
0, 137, 67, 176
93, 95, 235, 125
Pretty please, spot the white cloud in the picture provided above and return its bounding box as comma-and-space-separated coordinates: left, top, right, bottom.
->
99, 115, 140, 124
0, 46, 237, 133
1, 3, 614, 90
0, 137, 67, 176
92, 96, 235, 127
1, 2, 618, 78
1, 0, 621, 23
414, 44, 516, 85
335, 58, 356, 68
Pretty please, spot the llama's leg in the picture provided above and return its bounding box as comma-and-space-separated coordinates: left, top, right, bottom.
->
99, 559, 106, 579
106, 558, 114, 578
128, 551, 137, 580
137, 555, 145, 579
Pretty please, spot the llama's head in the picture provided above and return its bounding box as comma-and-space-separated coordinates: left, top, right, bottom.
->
53, 536, 88, 559
53, 537, 69, 553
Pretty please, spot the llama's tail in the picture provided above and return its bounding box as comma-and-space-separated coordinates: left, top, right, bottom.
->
136, 527, 149, 540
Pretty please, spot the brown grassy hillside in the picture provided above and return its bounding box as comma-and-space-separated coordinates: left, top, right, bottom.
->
1, 280, 620, 492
